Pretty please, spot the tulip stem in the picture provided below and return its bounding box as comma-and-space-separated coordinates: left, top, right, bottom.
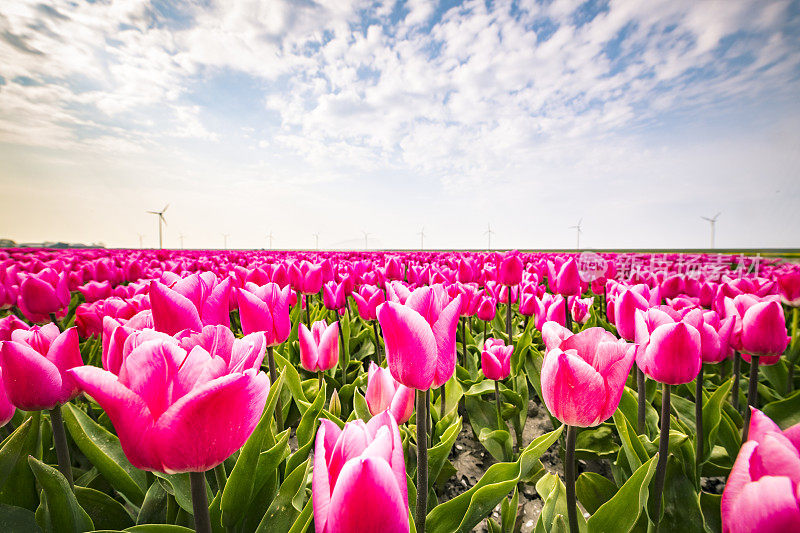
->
372, 321, 382, 362
695, 366, 704, 480
461, 318, 467, 368
415, 389, 428, 533
494, 380, 504, 430
506, 290, 512, 342
266, 346, 283, 433
788, 308, 798, 394
318, 370, 323, 392
652, 383, 671, 532
49, 312, 62, 332
731, 352, 741, 410
637, 367, 646, 434
305, 295, 311, 329
190, 471, 212, 533
440, 385, 446, 421
337, 320, 347, 387
564, 299, 572, 332
213, 463, 227, 493
49, 405, 73, 489
565, 425, 579, 533
743, 355, 760, 442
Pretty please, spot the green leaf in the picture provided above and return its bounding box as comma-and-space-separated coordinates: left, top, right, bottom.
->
656, 457, 703, 531
701, 378, 733, 463
275, 352, 308, 409
501, 488, 518, 533
136, 481, 167, 525
617, 387, 658, 439
575, 473, 616, 515
534, 472, 587, 533
0, 413, 40, 511
27, 456, 94, 533
75, 486, 134, 530
427, 417, 462, 490
575, 426, 619, 461
478, 428, 513, 463
612, 410, 648, 475
255, 457, 311, 533
153, 473, 202, 516
0, 503, 42, 532
352, 390, 372, 422
588, 455, 657, 533
700, 491, 722, 533
763, 388, 800, 428
426, 426, 563, 533
286, 497, 314, 533
62, 403, 147, 506
124, 526, 196, 532
221, 370, 285, 529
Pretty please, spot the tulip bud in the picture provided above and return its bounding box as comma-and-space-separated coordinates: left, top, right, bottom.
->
329, 389, 341, 419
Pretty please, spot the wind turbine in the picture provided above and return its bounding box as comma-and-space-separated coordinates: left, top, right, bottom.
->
178, 233, 185, 249
362, 231, 370, 250
222, 233, 230, 250
267, 231, 274, 250
701, 213, 721, 249
569, 219, 583, 250
417, 227, 426, 250
484, 223, 494, 250
137, 233, 144, 249
313, 233, 320, 251
146, 204, 169, 249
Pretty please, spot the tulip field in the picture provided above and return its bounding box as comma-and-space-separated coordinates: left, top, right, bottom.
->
0, 248, 799, 533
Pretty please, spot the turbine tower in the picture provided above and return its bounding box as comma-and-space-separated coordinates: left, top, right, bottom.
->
362, 231, 370, 250
484, 223, 494, 250
146, 204, 169, 249
222, 233, 230, 250
137, 233, 144, 249
417, 227, 426, 250
267, 231, 274, 250
569, 219, 583, 250
178, 234, 185, 249
313, 233, 320, 251
701, 212, 721, 249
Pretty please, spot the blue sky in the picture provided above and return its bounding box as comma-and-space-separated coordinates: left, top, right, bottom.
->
1, 0, 799, 250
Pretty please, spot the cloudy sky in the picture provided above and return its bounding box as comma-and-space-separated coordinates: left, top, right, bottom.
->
1, 0, 799, 250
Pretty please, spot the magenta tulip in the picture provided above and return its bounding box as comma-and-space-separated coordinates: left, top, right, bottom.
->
313, 411, 409, 533
0, 325, 83, 411
352, 285, 385, 321
17, 269, 70, 323
550, 258, 581, 297
740, 300, 789, 365
721, 408, 800, 532
481, 338, 513, 381
778, 272, 800, 307
150, 275, 232, 335
236, 283, 292, 346
636, 319, 701, 385
541, 327, 634, 427
365, 361, 414, 424
0, 314, 28, 342
299, 320, 339, 372
498, 251, 523, 286
376, 285, 461, 390
69, 339, 269, 473
614, 288, 650, 341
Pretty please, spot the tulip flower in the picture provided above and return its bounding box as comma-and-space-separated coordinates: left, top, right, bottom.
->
322, 281, 346, 313
481, 338, 512, 381
634, 317, 701, 531
149, 276, 232, 335
540, 326, 634, 533
778, 272, 800, 307
366, 362, 414, 424
721, 408, 800, 532
0, 324, 84, 486
299, 320, 339, 388
569, 296, 594, 325
69, 339, 269, 533
17, 269, 70, 323
313, 411, 409, 533
376, 284, 460, 532
534, 294, 566, 331
499, 251, 523, 341
0, 314, 28, 342
353, 285, 386, 361
77, 280, 112, 303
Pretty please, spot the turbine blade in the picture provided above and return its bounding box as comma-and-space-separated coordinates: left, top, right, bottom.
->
162, 204, 170, 213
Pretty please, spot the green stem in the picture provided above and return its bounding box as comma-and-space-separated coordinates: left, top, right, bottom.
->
305, 295, 311, 329
788, 307, 798, 393
415, 389, 428, 533
213, 463, 227, 493
743, 355, 759, 442
267, 346, 283, 433
372, 321, 382, 362
695, 366, 704, 480
337, 319, 347, 387
49, 405, 73, 489
440, 385, 446, 421
637, 366, 646, 434
652, 384, 671, 532
506, 289, 512, 342
564, 296, 573, 332
494, 380, 504, 430
318, 370, 323, 392
731, 352, 741, 411
461, 318, 466, 368
565, 425, 578, 533
190, 471, 211, 533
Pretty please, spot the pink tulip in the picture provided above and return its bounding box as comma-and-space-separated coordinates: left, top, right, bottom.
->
635, 318, 702, 385
550, 258, 581, 296
778, 272, 800, 307
68, 339, 269, 473
176, 325, 266, 373
0, 325, 83, 410
385, 281, 411, 304
683, 309, 724, 364
236, 283, 292, 346
384, 257, 405, 281
482, 338, 513, 380
740, 300, 790, 365
534, 294, 566, 331
323, 281, 346, 312
17, 269, 71, 323
570, 296, 594, 325
352, 285, 385, 321
299, 320, 339, 372
313, 411, 409, 533
721, 408, 800, 532
77, 280, 112, 303
0, 368, 14, 427
541, 327, 634, 427
476, 294, 497, 321
498, 251, 523, 286
365, 362, 414, 424
150, 275, 232, 335
614, 288, 650, 341
0, 314, 29, 342
377, 285, 461, 390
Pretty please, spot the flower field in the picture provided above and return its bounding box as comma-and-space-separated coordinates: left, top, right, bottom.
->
0, 248, 797, 533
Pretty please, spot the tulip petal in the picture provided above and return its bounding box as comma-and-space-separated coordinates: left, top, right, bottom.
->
149, 281, 203, 335
377, 302, 437, 390
0, 340, 64, 410
541, 349, 605, 427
